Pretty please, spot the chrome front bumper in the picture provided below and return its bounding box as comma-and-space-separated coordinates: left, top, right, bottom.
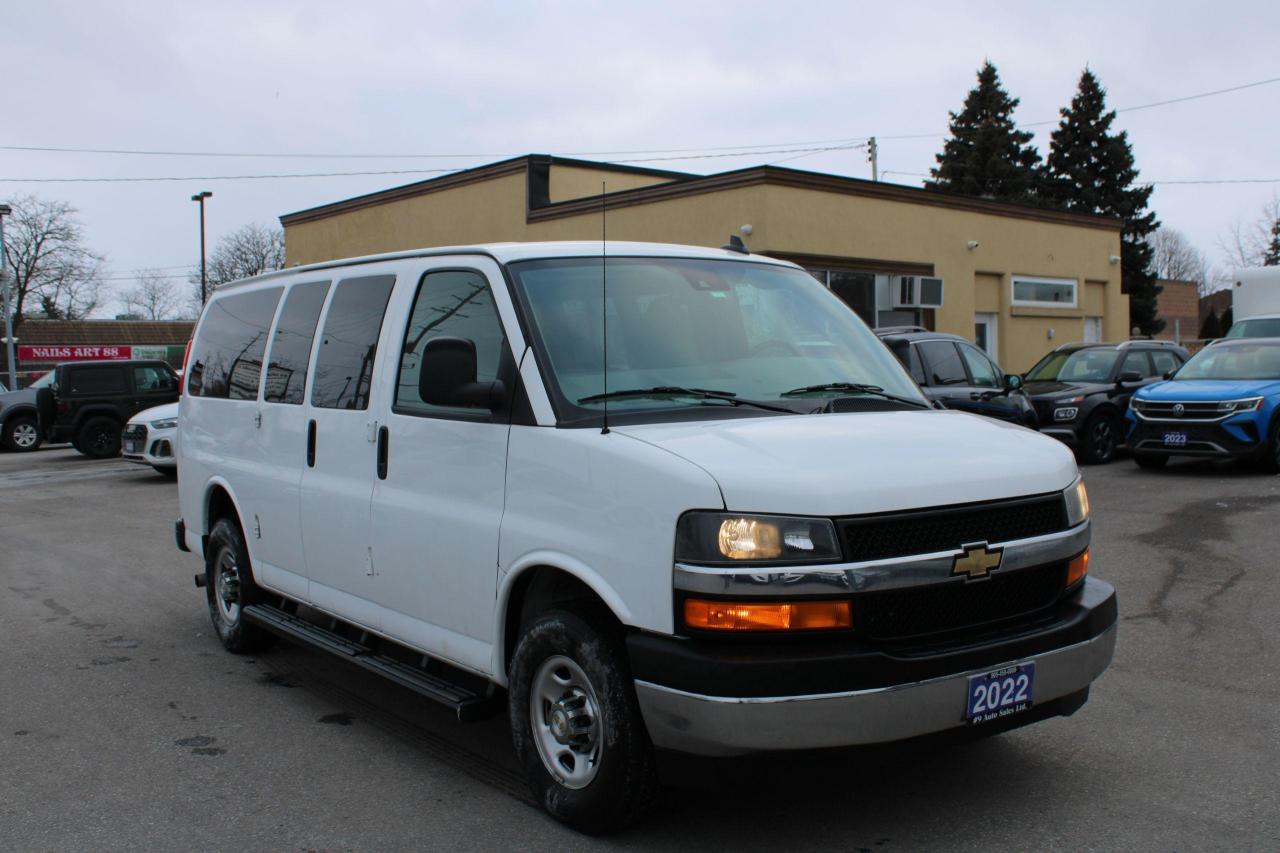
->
634, 620, 1116, 757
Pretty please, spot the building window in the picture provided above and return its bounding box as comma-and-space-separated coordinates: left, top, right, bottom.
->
806, 268, 877, 327
1012, 276, 1077, 308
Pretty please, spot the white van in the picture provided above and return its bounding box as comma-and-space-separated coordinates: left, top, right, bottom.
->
176, 242, 1115, 831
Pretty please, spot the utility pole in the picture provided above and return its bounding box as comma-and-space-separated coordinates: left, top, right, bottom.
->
867, 137, 879, 182
191, 191, 212, 305
0, 204, 16, 389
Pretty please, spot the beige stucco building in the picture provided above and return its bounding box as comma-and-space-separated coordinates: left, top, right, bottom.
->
281, 155, 1126, 371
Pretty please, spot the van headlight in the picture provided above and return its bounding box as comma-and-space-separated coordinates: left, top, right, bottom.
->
1064, 478, 1090, 527
676, 512, 841, 565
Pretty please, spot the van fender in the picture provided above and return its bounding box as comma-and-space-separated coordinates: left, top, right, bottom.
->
490, 550, 635, 685
201, 474, 246, 536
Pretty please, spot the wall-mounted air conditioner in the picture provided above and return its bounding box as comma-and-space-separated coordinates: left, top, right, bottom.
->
891, 276, 944, 309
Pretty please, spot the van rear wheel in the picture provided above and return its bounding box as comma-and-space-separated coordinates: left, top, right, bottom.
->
508, 609, 659, 833
204, 518, 275, 654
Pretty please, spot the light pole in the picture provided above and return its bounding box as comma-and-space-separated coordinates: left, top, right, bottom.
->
0, 203, 16, 389
191, 191, 212, 305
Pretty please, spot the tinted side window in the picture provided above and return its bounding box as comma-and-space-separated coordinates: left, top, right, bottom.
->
1150, 350, 1180, 376
311, 275, 397, 410
959, 343, 999, 388
69, 366, 126, 394
1121, 350, 1152, 378
188, 287, 283, 400
264, 281, 330, 405
133, 365, 176, 392
396, 270, 507, 416
918, 341, 967, 385
906, 344, 927, 384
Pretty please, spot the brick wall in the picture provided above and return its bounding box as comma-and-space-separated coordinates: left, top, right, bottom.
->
1155, 280, 1200, 341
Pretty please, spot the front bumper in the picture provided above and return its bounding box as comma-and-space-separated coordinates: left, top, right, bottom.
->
122, 423, 176, 467
1127, 416, 1265, 458
630, 576, 1116, 756
1038, 425, 1080, 448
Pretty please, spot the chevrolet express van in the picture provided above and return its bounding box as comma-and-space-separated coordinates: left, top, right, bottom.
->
176, 242, 1115, 832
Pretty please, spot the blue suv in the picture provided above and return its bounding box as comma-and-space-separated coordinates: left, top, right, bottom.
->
1126, 338, 1280, 472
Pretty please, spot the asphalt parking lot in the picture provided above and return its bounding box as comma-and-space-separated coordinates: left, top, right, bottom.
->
2, 447, 1278, 851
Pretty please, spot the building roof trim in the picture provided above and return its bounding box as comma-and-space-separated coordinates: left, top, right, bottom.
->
527, 163, 1123, 231
280, 155, 691, 226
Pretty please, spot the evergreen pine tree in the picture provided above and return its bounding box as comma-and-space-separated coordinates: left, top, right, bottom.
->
1043, 69, 1162, 334
927, 61, 1042, 203
1199, 310, 1221, 339
1263, 218, 1280, 266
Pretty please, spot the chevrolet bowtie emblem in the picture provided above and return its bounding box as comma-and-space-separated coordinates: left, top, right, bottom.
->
952, 542, 1003, 580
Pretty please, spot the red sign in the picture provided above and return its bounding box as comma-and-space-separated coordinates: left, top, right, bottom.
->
18, 345, 133, 362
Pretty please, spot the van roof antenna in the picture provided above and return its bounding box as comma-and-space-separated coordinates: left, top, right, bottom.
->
601, 181, 609, 435
721, 234, 750, 254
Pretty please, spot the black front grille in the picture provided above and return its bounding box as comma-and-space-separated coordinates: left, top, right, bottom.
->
839, 494, 1068, 562
855, 561, 1068, 640
122, 424, 147, 442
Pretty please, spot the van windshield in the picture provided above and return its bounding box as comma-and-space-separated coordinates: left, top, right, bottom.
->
1224, 317, 1280, 339
508, 256, 926, 422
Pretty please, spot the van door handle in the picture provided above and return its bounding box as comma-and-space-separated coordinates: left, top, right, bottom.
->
306, 419, 317, 467
376, 426, 389, 480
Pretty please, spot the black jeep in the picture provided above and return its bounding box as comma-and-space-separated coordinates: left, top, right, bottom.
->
0, 360, 179, 457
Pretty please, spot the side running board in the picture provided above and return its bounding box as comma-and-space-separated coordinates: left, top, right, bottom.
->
242, 603, 498, 722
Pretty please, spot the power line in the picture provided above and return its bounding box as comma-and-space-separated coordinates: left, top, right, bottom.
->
0, 144, 869, 183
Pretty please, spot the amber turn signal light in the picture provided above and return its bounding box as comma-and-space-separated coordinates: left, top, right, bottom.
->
1067, 549, 1090, 587
683, 599, 853, 632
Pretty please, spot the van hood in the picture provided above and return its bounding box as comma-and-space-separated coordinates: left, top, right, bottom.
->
614, 410, 1079, 517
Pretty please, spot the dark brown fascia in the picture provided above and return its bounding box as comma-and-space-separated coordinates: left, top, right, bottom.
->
279, 155, 693, 227
763, 251, 934, 277
526, 164, 1123, 232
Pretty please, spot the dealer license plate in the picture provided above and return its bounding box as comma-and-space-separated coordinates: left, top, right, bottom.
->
966, 662, 1035, 724
1162, 431, 1188, 447
123, 440, 140, 454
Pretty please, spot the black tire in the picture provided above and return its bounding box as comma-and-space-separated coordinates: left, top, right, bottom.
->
204, 517, 276, 654
1134, 452, 1169, 469
2, 415, 42, 453
1078, 411, 1120, 465
1256, 416, 1280, 475
152, 465, 178, 479
77, 416, 122, 458
508, 608, 659, 833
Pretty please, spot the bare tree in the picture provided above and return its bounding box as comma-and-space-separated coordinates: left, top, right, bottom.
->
188, 222, 285, 313
1149, 227, 1218, 297
121, 268, 182, 320
1219, 196, 1280, 269
1, 194, 106, 324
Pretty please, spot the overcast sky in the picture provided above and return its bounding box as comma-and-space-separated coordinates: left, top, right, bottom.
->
2, 1, 1277, 316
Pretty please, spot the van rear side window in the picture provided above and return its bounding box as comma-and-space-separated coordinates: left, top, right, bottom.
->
264, 281, 330, 405
311, 275, 396, 410
188, 287, 283, 399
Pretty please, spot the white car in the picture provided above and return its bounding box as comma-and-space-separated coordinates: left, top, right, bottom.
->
122, 401, 178, 476
176, 241, 1115, 832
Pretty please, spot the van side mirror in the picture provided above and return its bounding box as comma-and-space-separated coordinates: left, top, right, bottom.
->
1003, 373, 1023, 392
418, 336, 504, 410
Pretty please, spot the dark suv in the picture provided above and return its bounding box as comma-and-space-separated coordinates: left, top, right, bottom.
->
0, 360, 179, 457
876, 328, 1035, 426
1023, 341, 1189, 464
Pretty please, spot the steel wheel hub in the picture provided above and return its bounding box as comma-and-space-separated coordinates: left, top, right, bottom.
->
530, 655, 602, 789
214, 547, 241, 625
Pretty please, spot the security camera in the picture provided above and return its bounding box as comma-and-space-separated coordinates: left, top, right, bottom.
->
966, 240, 979, 250
1109, 255, 1121, 264
740, 224, 753, 236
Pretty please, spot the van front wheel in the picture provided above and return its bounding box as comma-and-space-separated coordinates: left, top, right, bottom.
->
508, 609, 659, 833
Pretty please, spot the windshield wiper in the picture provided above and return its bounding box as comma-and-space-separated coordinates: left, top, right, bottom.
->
780, 382, 930, 409
577, 386, 795, 414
